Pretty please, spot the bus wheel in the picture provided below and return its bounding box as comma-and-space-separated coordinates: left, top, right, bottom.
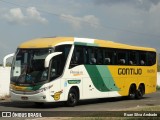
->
66, 89, 78, 107
128, 85, 136, 99
136, 85, 145, 99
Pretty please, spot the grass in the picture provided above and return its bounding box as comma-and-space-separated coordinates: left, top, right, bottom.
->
68, 106, 160, 120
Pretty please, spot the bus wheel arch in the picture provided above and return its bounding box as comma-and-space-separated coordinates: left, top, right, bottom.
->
136, 83, 145, 99
66, 86, 79, 107
128, 84, 137, 99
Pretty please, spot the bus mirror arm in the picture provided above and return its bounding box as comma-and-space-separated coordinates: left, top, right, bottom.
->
3, 53, 15, 68
44, 52, 62, 68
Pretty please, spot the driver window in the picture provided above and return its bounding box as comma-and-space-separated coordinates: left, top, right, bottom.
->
50, 55, 62, 81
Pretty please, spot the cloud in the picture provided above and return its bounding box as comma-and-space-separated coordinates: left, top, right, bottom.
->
94, 0, 160, 10
94, 0, 160, 5
148, 2, 160, 34
26, 7, 47, 24
60, 14, 100, 29
3, 8, 25, 24
150, 0, 160, 5
150, 1, 160, 13
2, 7, 48, 25
94, 0, 132, 5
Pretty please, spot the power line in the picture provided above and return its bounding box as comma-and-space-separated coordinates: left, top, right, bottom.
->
0, 0, 160, 38
0, 0, 60, 17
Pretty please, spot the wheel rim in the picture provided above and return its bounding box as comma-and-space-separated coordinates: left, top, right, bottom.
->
137, 89, 142, 97
68, 93, 77, 105
129, 86, 136, 98
137, 86, 144, 98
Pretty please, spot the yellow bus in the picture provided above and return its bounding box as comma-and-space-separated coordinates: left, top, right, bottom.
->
10, 37, 157, 106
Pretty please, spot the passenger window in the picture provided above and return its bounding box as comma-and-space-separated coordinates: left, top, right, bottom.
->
139, 52, 147, 66
96, 48, 103, 65
129, 51, 137, 65
70, 46, 84, 68
148, 52, 156, 66
117, 51, 127, 65
104, 50, 114, 65
88, 48, 97, 64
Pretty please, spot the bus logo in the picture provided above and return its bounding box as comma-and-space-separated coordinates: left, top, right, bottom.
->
118, 68, 142, 75
52, 90, 63, 101
70, 70, 83, 76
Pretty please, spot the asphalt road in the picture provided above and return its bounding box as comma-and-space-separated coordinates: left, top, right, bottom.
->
0, 91, 160, 112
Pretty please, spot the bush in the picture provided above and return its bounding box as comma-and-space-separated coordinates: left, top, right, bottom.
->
156, 86, 160, 90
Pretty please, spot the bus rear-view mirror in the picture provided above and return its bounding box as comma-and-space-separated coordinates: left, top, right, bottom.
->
44, 52, 62, 68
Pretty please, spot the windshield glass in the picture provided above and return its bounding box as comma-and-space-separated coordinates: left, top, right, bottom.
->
11, 48, 52, 85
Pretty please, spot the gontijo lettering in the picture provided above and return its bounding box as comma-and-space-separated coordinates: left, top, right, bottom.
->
118, 68, 142, 75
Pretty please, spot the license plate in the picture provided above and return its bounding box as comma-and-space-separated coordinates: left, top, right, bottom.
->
21, 96, 28, 100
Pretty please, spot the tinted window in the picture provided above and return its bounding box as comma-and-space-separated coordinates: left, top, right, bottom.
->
148, 52, 156, 66
129, 51, 138, 65
104, 49, 114, 65
70, 46, 85, 68
139, 52, 147, 66
117, 51, 127, 65
69, 45, 156, 67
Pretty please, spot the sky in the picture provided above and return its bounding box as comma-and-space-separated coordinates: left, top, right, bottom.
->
0, 0, 160, 63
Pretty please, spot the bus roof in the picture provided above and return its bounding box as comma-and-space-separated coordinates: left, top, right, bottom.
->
18, 37, 74, 48
18, 37, 156, 52
94, 39, 156, 52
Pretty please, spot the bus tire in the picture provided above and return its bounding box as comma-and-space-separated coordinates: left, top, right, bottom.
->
34, 102, 44, 106
136, 84, 145, 99
128, 84, 136, 99
66, 88, 78, 107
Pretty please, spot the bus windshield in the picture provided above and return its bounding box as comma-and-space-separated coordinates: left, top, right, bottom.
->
11, 45, 71, 86
11, 48, 52, 85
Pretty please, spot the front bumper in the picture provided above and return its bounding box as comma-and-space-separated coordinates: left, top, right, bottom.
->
10, 91, 54, 102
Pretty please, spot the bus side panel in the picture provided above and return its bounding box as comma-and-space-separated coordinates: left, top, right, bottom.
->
48, 79, 61, 102
82, 65, 120, 99
108, 65, 157, 96
63, 65, 121, 100
145, 75, 157, 94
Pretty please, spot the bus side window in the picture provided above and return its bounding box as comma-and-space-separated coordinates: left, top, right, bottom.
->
117, 51, 127, 65
148, 52, 156, 66
104, 49, 113, 65
129, 51, 137, 65
139, 52, 147, 66
87, 47, 97, 64
97, 48, 103, 65
70, 47, 78, 68
91, 53, 96, 64
70, 46, 84, 68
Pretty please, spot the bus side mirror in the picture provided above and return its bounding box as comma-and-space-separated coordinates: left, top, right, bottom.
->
44, 52, 62, 68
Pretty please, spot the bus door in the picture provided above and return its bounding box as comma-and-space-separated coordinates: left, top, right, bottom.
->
49, 55, 62, 101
